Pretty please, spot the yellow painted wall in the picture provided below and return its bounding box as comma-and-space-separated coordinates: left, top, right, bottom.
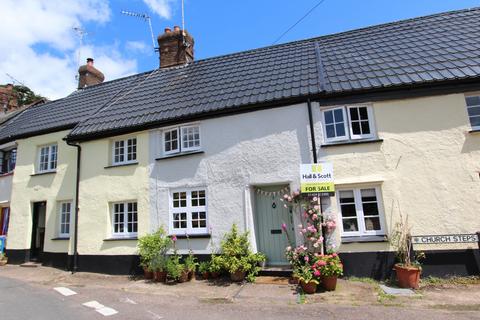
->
76, 131, 149, 255
318, 93, 480, 252
7, 130, 75, 253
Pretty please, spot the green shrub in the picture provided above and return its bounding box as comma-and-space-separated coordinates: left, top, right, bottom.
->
165, 254, 185, 281
198, 261, 210, 273
137, 227, 172, 271
184, 253, 198, 272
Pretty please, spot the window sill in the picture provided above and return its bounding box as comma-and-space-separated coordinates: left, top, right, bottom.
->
321, 139, 383, 148
0, 172, 14, 177
51, 237, 70, 241
31, 170, 56, 176
341, 235, 387, 243
103, 237, 138, 241
156, 150, 204, 161
170, 233, 211, 239
104, 161, 138, 169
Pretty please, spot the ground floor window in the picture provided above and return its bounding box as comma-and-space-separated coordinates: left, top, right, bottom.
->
59, 202, 72, 237
170, 189, 207, 235
336, 186, 385, 237
112, 201, 138, 237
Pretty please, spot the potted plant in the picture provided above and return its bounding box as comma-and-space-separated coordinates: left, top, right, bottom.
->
166, 254, 188, 283
198, 261, 210, 279
294, 264, 319, 294
220, 224, 265, 282
0, 253, 7, 266
390, 213, 424, 289
137, 227, 172, 280
151, 254, 168, 283
317, 253, 343, 291
184, 252, 198, 280
209, 255, 223, 278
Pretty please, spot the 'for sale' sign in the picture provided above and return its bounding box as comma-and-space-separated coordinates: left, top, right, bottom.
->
300, 163, 334, 194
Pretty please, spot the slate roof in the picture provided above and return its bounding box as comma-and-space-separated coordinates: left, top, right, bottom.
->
1, 7, 480, 144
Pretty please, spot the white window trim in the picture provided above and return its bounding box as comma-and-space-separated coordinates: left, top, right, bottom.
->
37, 144, 57, 173
169, 188, 208, 235
111, 201, 138, 238
161, 124, 201, 156
347, 105, 376, 140
58, 201, 72, 238
464, 94, 480, 130
111, 137, 137, 165
162, 127, 180, 155
321, 105, 377, 144
336, 186, 386, 237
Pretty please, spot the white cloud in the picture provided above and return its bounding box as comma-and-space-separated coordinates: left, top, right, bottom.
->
0, 0, 138, 100
142, 0, 176, 19
126, 41, 151, 54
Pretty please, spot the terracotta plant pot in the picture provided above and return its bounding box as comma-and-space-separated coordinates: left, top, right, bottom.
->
153, 271, 167, 283
289, 275, 299, 285
230, 270, 246, 282
0, 259, 7, 266
202, 272, 210, 280
394, 264, 421, 289
177, 270, 190, 283
210, 272, 220, 279
188, 271, 195, 281
300, 280, 317, 294
143, 268, 153, 280
321, 276, 338, 291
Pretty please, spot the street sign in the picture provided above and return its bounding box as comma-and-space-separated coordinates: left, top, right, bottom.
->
300, 163, 334, 194
412, 233, 479, 244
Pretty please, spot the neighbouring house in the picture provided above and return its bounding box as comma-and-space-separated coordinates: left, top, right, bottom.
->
1, 8, 480, 278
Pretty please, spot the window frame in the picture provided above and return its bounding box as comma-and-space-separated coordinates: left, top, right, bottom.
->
336, 186, 386, 237
464, 94, 480, 130
58, 201, 72, 238
169, 188, 208, 235
111, 137, 137, 165
111, 201, 138, 238
37, 144, 58, 173
0, 148, 16, 174
321, 105, 376, 144
162, 124, 201, 156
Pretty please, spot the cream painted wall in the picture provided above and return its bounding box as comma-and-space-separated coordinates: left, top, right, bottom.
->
7, 130, 75, 253
320, 93, 480, 253
77, 131, 150, 255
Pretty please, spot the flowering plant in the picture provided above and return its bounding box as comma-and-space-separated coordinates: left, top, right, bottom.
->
293, 264, 319, 285
315, 253, 343, 277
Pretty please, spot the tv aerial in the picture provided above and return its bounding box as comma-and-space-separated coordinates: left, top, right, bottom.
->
121, 10, 158, 52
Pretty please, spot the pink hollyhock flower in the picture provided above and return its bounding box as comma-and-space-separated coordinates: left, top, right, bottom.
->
283, 194, 289, 199
293, 191, 300, 197
171, 235, 177, 242
312, 214, 318, 220
304, 256, 309, 262
281, 223, 287, 231
287, 196, 292, 201
286, 246, 292, 252
314, 205, 319, 210
301, 228, 307, 234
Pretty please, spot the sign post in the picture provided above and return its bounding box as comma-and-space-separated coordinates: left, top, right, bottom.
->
300, 163, 335, 255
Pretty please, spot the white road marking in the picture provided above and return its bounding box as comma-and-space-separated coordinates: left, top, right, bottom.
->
121, 297, 137, 305
147, 310, 163, 319
83, 300, 118, 317
96, 307, 118, 316
83, 301, 105, 309
53, 287, 77, 296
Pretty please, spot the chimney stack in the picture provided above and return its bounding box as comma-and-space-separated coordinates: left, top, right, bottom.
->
78, 58, 105, 89
157, 26, 194, 68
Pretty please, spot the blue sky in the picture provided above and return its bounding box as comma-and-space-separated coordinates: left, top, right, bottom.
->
1, 0, 479, 99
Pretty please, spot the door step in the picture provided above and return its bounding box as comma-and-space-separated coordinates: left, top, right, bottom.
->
259, 266, 292, 277
20, 262, 41, 268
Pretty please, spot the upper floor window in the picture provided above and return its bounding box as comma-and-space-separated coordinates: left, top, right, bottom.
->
169, 188, 207, 235
337, 187, 385, 237
38, 144, 57, 173
0, 148, 16, 174
163, 125, 201, 155
322, 105, 376, 143
112, 201, 138, 237
59, 201, 72, 237
465, 95, 480, 130
112, 138, 137, 165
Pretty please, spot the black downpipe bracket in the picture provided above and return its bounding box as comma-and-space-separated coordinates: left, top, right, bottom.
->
65, 139, 81, 273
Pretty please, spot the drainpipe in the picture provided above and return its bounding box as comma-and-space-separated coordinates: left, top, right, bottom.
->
65, 139, 81, 273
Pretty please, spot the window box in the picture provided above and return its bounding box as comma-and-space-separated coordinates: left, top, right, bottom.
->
169, 188, 208, 235
112, 138, 137, 165
321, 105, 377, 144
162, 124, 201, 156
336, 186, 386, 237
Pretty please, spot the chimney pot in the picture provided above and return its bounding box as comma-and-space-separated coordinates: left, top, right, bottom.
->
157, 27, 194, 68
164, 27, 171, 33
77, 58, 105, 89
174, 26, 180, 32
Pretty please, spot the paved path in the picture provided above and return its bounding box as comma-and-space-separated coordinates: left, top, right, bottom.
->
1, 274, 479, 320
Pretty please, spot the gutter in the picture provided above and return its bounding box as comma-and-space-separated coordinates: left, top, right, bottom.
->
64, 139, 81, 273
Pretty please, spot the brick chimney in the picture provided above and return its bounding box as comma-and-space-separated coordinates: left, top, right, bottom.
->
0, 83, 19, 115
157, 26, 194, 68
78, 58, 105, 89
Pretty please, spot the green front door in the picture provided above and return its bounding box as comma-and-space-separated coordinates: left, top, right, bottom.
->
254, 186, 294, 266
